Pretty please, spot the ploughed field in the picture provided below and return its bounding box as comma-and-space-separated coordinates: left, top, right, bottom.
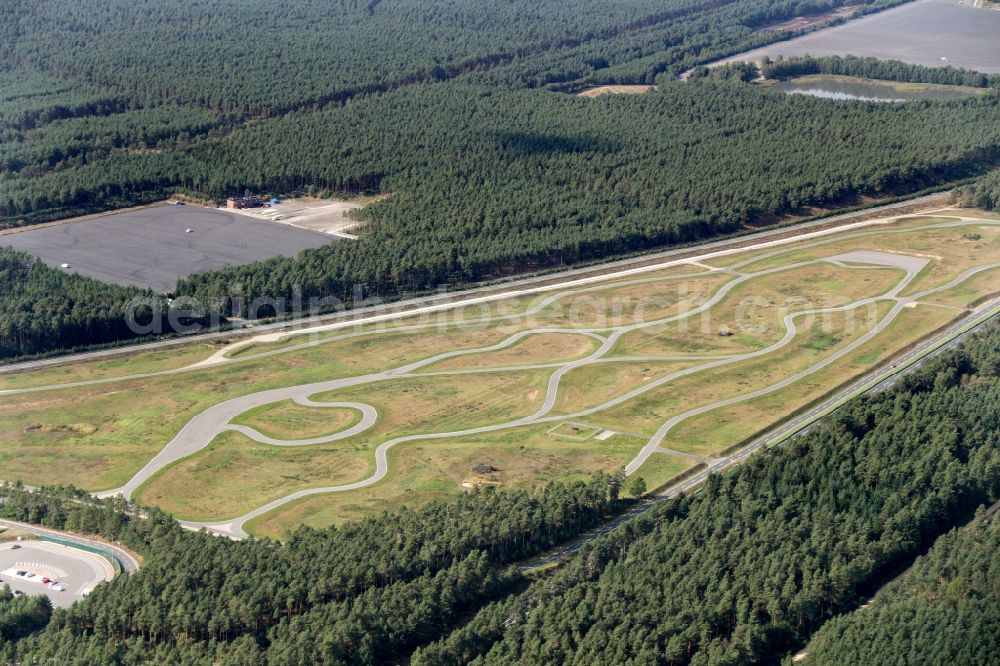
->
715, 0, 1000, 74
2, 209, 999, 538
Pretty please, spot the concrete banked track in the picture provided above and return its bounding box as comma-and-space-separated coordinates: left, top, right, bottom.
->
8, 214, 1000, 538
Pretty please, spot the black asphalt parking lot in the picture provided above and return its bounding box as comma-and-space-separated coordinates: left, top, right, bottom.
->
1, 205, 334, 292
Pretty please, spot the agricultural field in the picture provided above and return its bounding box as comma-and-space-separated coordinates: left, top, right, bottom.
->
715, 0, 1000, 73
2, 208, 999, 538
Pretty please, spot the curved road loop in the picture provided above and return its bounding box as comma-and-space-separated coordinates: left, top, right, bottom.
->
0, 518, 140, 574
7, 213, 999, 539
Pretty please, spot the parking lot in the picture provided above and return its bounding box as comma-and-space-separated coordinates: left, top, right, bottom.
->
0, 203, 335, 292
0, 541, 115, 608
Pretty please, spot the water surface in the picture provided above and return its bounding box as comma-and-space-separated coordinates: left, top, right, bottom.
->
772, 77, 981, 102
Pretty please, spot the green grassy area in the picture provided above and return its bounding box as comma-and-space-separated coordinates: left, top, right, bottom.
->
0, 326, 512, 489
776, 74, 991, 97
530, 271, 728, 329
710, 215, 961, 269
552, 360, 703, 415
3, 214, 999, 534
662, 303, 958, 455
921, 265, 1000, 308
135, 431, 376, 521
597, 300, 894, 455
244, 424, 646, 538
422, 332, 599, 372
230, 400, 361, 440
224, 294, 539, 359
732, 219, 1000, 293
612, 262, 901, 358
632, 453, 694, 492
309, 370, 552, 438
548, 422, 603, 441
0, 527, 38, 543
0, 342, 222, 391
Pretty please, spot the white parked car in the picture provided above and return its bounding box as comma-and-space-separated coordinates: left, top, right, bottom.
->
60, 263, 72, 269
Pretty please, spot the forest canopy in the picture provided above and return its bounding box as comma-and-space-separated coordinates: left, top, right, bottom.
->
2, 0, 999, 359
801, 514, 1000, 665
0, 320, 998, 664
956, 170, 1000, 211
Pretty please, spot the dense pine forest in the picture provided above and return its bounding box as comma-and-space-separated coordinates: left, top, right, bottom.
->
0, 475, 627, 664
1, 0, 909, 115
957, 171, 1000, 211
409, 325, 1000, 665
0, 587, 50, 652
4, 0, 1000, 357
802, 512, 1000, 665
759, 54, 1000, 88
1, 322, 999, 664
0, 247, 169, 358
172, 81, 1000, 314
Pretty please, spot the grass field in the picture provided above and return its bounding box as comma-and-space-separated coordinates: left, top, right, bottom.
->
612, 263, 901, 357
244, 424, 647, 538
767, 75, 991, 101
0, 342, 223, 391
552, 360, 703, 415
310, 370, 551, 437
659, 303, 957, 455
0, 327, 512, 488
596, 302, 892, 454
632, 453, 695, 492
230, 401, 361, 440
922, 266, 1000, 309
423, 332, 599, 371
530, 271, 729, 329
136, 431, 376, 520
3, 209, 1000, 536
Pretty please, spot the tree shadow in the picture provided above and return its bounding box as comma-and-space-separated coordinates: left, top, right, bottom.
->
487, 131, 619, 156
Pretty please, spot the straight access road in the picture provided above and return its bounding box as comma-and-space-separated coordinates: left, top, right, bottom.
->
0, 193, 948, 376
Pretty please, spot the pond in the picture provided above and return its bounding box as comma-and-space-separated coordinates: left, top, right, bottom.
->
771, 76, 985, 102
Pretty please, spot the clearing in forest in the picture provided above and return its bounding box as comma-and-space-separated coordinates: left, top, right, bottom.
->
2, 208, 1000, 538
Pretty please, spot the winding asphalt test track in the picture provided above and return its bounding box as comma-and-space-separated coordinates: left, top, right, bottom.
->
7, 213, 1000, 538
140, 219, 1000, 536
522, 293, 1000, 570
119, 253, 903, 533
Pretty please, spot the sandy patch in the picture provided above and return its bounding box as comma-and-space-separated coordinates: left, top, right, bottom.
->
578, 85, 655, 98
879, 248, 943, 261
226, 197, 370, 238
